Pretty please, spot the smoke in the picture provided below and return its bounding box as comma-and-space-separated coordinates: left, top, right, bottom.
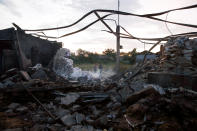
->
53, 48, 73, 79
53, 48, 115, 82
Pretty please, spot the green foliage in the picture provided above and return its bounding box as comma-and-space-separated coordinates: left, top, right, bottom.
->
71, 48, 138, 65
102, 49, 116, 61
128, 48, 137, 64
72, 49, 100, 64
120, 48, 137, 64
103, 49, 115, 56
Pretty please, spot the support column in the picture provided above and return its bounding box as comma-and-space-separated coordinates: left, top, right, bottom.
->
116, 25, 120, 73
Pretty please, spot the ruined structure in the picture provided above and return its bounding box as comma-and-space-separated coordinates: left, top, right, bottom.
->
0, 25, 62, 74
0, 4, 197, 130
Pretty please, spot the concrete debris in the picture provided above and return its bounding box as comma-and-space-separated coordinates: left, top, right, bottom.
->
55, 108, 70, 118
8, 103, 20, 109
0, 36, 197, 130
90, 106, 101, 117
19, 71, 31, 81
96, 115, 108, 126
31, 68, 48, 80
118, 86, 134, 102
70, 125, 94, 131
144, 84, 166, 95
60, 93, 80, 106
32, 64, 43, 70
0, 82, 4, 88
148, 72, 197, 91
3, 128, 23, 131
60, 114, 76, 127
15, 106, 28, 112
161, 37, 197, 75
74, 112, 85, 124
126, 86, 160, 105
3, 80, 15, 87
80, 92, 110, 103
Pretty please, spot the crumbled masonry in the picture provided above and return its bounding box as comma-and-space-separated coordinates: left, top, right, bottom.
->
0, 36, 197, 131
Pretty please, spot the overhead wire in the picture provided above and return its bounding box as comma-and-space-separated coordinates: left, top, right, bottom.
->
24, 4, 197, 32
24, 3, 197, 44
165, 13, 173, 35
30, 14, 112, 39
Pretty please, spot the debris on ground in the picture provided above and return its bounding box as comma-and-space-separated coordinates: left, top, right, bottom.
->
0, 36, 197, 131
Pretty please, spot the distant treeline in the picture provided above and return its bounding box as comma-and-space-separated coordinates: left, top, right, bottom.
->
70, 48, 154, 64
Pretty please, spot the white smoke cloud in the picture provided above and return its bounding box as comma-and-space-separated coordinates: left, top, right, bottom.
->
53, 48, 115, 81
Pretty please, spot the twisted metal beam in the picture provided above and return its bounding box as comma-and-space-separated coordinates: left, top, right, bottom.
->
24, 4, 197, 31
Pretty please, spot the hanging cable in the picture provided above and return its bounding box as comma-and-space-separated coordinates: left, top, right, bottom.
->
23, 4, 197, 31
165, 13, 173, 35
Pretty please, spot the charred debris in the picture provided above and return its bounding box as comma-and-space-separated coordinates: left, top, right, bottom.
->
0, 26, 197, 131
1, 5, 197, 131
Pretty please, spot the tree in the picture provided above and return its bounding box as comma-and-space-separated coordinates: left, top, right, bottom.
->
128, 48, 137, 57
102, 48, 116, 61
77, 49, 88, 57
102, 48, 115, 56
75, 49, 99, 63
128, 48, 137, 64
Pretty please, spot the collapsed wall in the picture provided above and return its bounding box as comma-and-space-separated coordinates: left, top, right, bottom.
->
0, 27, 62, 74
148, 36, 197, 90
160, 36, 197, 75
17, 30, 62, 66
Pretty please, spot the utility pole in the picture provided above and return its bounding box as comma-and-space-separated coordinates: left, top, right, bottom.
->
116, 0, 120, 73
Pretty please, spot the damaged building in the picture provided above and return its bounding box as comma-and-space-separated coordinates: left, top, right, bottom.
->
0, 25, 62, 74
0, 3, 197, 130
0, 34, 196, 130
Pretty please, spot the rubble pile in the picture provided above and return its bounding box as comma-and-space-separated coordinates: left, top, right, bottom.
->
0, 37, 197, 130
0, 77, 197, 131
160, 37, 197, 75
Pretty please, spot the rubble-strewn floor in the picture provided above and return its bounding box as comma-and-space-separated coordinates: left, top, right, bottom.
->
1, 36, 197, 130
0, 68, 197, 131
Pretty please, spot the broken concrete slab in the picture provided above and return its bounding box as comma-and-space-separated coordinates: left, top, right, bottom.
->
85, 116, 94, 124
15, 106, 28, 112
80, 92, 110, 103
55, 108, 70, 118
60, 114, 76, 127
31, 69, 48, 80
70, 125, 94, 131
60, 93, 80, 106
5, 109, 13, 113
8, 103, 20, 109
126, 87, 160, 105
95, 115, 108, 126
90, 106, 101, 117
74, 112, 85, 124
118, 86, 134, 103
0, 82, 4, 88
71, 105, 80, 112
144, 84, 165, 95
3, 80, 15, 87
148, 72, 197, 91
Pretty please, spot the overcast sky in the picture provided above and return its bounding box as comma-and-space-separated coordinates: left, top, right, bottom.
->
0, 0, 197, 53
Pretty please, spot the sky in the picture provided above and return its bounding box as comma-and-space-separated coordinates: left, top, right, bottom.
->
0, 0, 197, 53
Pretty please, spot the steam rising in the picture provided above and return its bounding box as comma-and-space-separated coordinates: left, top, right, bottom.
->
53, 48, 115, 81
